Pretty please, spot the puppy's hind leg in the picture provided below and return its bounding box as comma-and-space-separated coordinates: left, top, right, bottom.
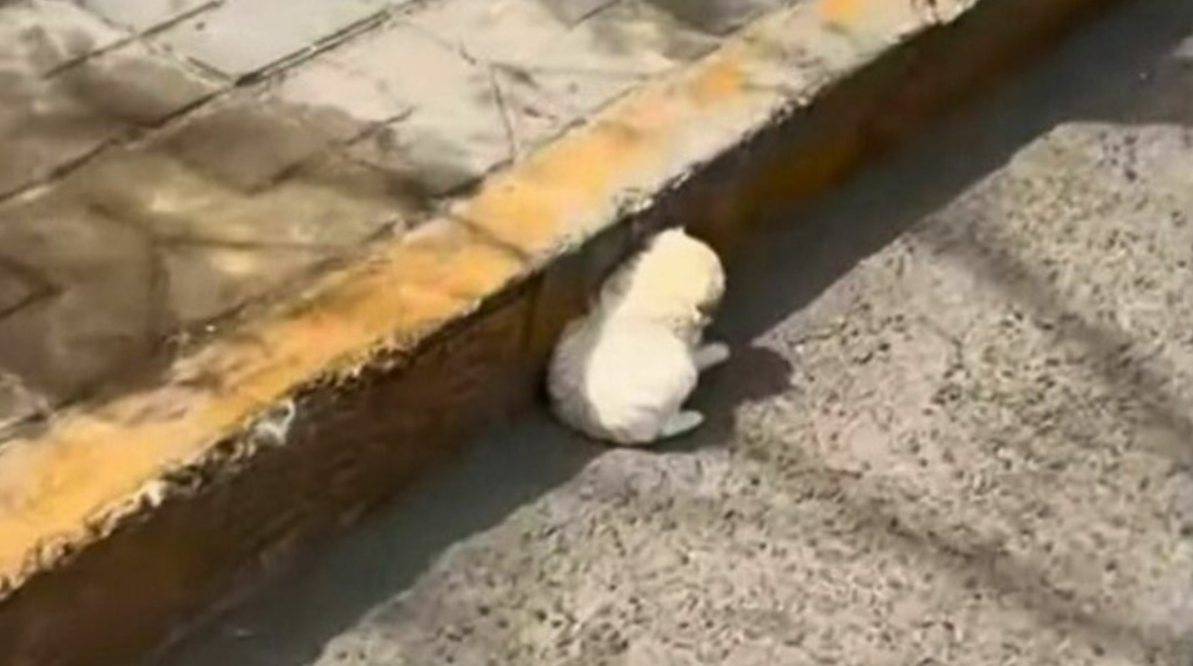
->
659, 410, 705, 439
694, 342, 730, 372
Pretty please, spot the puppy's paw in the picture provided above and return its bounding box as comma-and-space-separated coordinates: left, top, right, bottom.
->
694, 342, 730, 371
659, 410, 705, 439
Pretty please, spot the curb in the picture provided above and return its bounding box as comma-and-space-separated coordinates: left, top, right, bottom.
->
0, 0, 1118, 664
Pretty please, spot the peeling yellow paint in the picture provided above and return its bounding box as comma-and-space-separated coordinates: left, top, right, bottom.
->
460, 118, 658, 255
820, 0, 863, 25
689, 57, 745, 105
0, 217, 527, 579
461, 51, 753, 257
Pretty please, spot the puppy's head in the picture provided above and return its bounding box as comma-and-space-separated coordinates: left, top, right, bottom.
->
598, 228, 725, 338
646, 228, 725, 317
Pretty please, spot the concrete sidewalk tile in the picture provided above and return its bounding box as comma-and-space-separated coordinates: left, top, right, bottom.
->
54, 42, 221, 125
0, 77, 123, 197
155, 0, 388, 79
156, 96, 339, 192
404, 0, 569, 65
0, 0, 125, 76
0, 196, 159, 402
409, 0, 715, 73
273, 59, 412, 140
572, 0, 723, 67
295, 23, 512, 195
78, 0, 216, 32
640, 0, 789, 35
0, 274, 33, 319
0, 141, 408, 399
490, 65, 579, 156
407, 0, 718, 141
0, 41, 220, 197
250, 155, 408, 243
161, 243, 331, 325
542, 0, 622, 25
0, 371, 46, 436
67, 148, 399, 249
0, 260, 51, 320
347, 111, 510, 196
406, 0, 632, 122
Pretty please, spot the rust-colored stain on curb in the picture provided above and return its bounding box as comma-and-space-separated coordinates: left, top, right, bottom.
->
689, 57, 746, 105
459, 54, 748, 257
0, 219, 529, 578
822, 0, 863, 24
0, 7, 781, 586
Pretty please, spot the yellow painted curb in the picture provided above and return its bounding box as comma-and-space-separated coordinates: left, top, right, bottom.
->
0, 0, 1117, 663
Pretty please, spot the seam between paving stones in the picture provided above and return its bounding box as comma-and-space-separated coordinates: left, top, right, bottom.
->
230, 10, 395, 85
0, 4, 229, 202
0, 0, 446, 208
1, 0, 696, 208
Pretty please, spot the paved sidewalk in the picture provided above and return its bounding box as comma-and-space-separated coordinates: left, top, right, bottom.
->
0, 0, 786, 439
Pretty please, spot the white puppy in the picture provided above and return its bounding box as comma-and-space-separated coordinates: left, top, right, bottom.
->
547, 228, 729, 446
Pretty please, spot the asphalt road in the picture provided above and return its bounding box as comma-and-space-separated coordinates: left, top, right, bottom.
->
153, 1, 1193, 664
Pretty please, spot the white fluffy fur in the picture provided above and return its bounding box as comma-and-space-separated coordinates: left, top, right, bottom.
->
547, 228, 728, 446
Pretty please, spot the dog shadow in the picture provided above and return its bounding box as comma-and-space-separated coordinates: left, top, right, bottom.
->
656, 342, 794, 455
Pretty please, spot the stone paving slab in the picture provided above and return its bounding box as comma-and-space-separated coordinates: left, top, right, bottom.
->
0, 0, 751, 438
0, 0, 1120, 664
0, 36, 218, 197
154, 0, 394, 80
0, 0, 123, 75
78, 0, 215, 33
